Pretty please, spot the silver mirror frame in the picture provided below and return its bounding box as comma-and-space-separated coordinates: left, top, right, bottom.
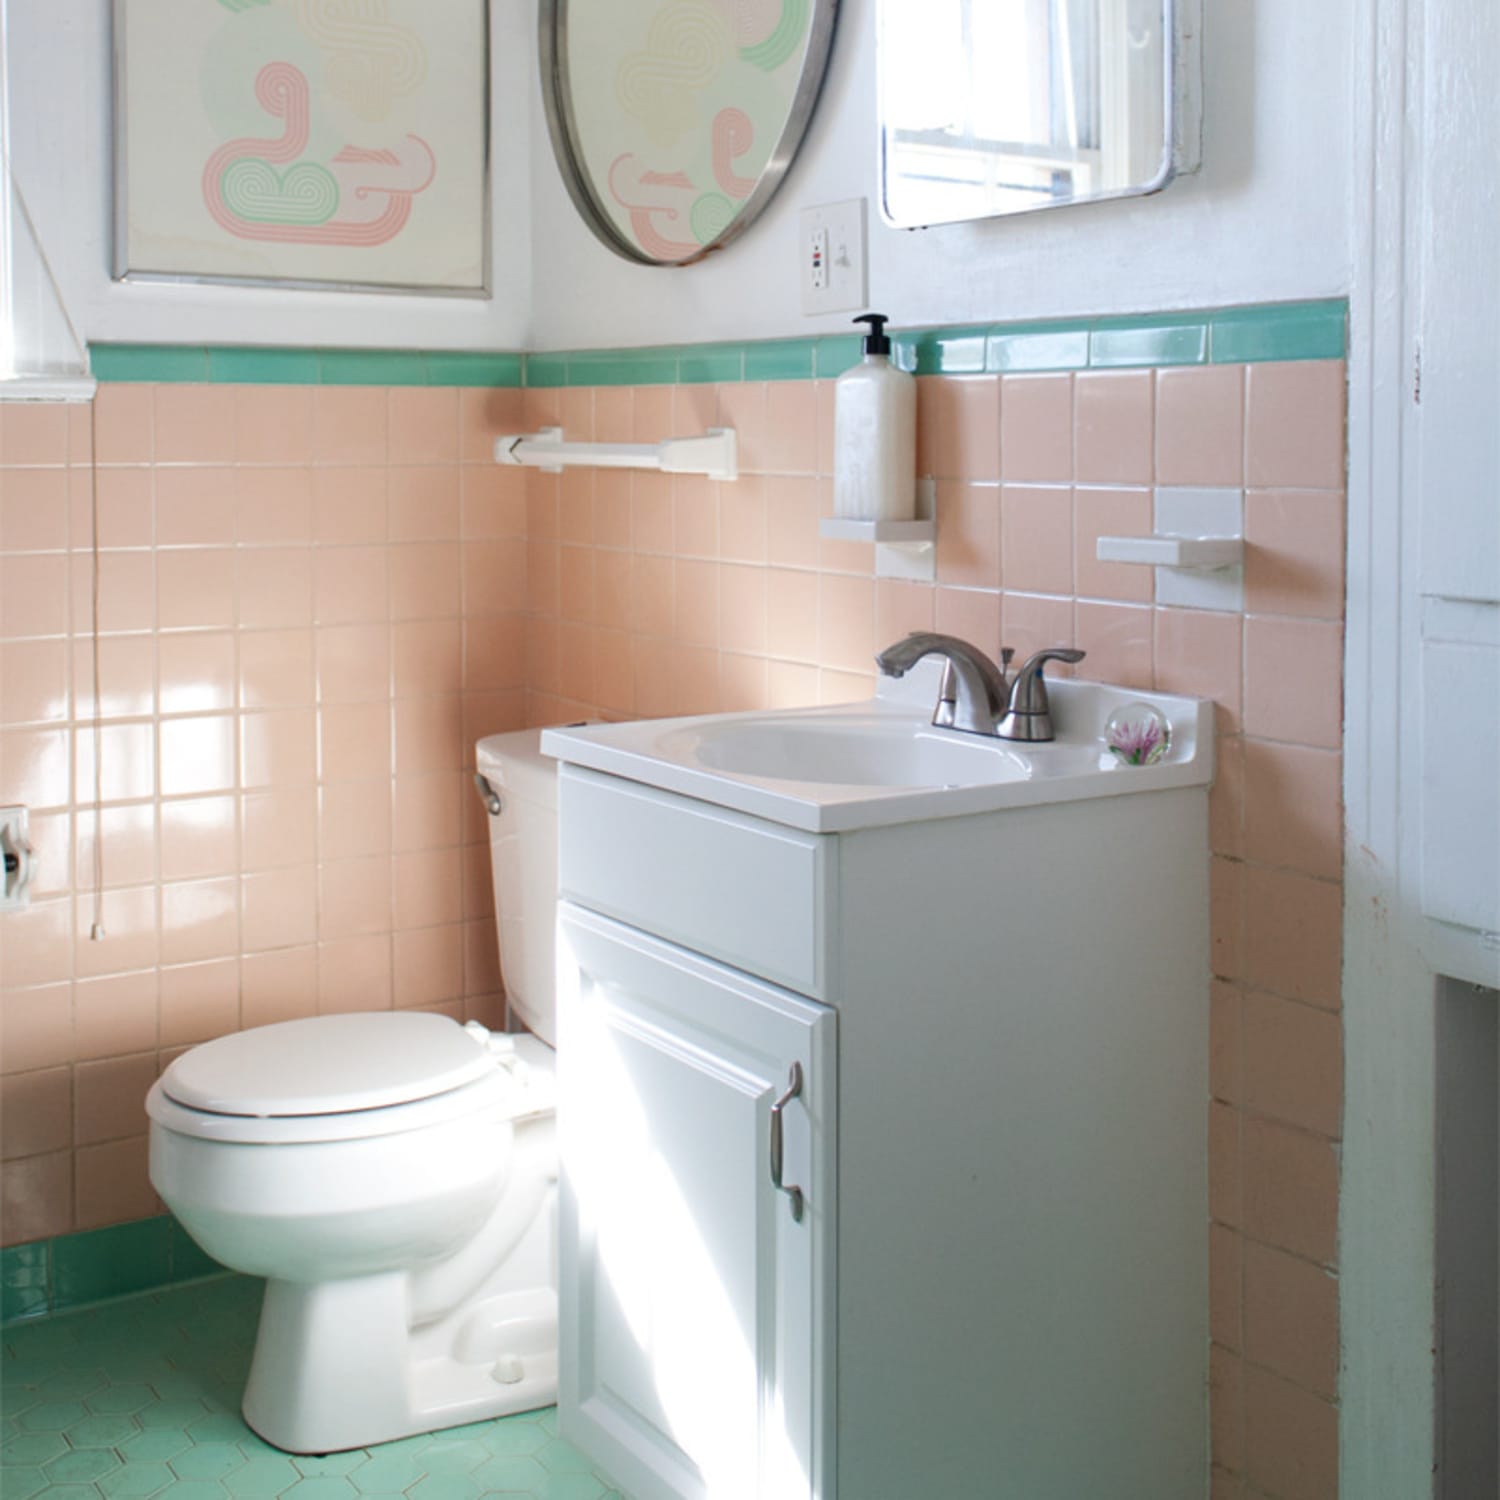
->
539, 0, 840, 267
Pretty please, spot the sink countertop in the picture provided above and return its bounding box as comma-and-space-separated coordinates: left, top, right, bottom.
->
540, 671, 1215, 834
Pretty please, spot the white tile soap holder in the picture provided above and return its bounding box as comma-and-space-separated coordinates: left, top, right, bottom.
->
1097, 487, 1247, 612
1094, 534, 1243, 569
494, 426, 738, 480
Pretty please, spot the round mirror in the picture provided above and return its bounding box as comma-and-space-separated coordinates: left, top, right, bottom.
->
540, 0, 839, 266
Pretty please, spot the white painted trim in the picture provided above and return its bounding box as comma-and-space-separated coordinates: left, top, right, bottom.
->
1340, 0, 1440, 1491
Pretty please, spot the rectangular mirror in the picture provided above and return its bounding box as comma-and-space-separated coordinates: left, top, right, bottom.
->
879, 0, 1189, 229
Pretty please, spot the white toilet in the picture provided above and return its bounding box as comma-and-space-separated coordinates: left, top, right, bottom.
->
146, 729, 561, 1455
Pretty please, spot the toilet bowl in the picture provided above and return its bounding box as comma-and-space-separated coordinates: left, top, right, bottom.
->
146, 728, 561, 1455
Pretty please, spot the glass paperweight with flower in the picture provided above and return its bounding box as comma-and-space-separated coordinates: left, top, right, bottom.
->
1102, 703, 1172, 767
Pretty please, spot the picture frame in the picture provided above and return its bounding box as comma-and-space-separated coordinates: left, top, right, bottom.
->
112, 0, 491, 297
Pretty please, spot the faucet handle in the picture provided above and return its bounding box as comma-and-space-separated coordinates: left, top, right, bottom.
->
995, 647, 1086, 742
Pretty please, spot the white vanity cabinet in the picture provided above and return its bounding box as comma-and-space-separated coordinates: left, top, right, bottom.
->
552, 753, 1210, 1500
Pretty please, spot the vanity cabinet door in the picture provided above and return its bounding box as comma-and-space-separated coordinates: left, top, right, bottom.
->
557, 904, 836, 1500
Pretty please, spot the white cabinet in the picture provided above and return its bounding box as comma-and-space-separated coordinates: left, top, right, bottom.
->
554, 764, 1208, 1500
558, 904, 835, 1500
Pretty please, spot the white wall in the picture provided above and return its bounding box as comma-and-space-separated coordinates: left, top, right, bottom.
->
527, 0, 1356, 350
5, 0, 532, 351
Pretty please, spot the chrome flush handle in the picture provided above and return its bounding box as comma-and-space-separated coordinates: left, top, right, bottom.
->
769, 1062, 805, 1223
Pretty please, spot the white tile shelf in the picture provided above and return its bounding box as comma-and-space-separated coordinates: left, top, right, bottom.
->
817, 518, 936, 544
1094, 534, 1244, 569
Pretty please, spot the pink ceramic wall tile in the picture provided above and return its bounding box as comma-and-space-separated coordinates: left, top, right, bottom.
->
390, 542, 462, 622
717, 383, 768, 474
2, 897, 76, 990
558, 546, 595, 625
314, 387, 389, 467
1242, 1367, 1338, 1500
765, 568, 819, 663
1074, 600, 1153, 691
1, 1150, 73, 1241
237, 469, 315, 548
1244, 489, 1346, 621
73, 1053, 156, 1147
1211, 980, 1244, 1106
916, 376, 1001, 482
1243, 616, 1343, 749
75, 720, 155, 804
720, 475, 769, 564
238, 628, 316, 712
394, 847, 464, 931
393, 772, 461, 854
72, 637, 155, 722
394, 924, 466, 1009
159, 877, 239, 966
320, 701, 393, 783
875, 579, 936, 645
388, 388, 458, 465
593, 388, 633, 445
314, 546, 389, 625
1074, 370, 1153, 485
159, 715, 237, 798
2, 467, 70, 552
1210, 736, 1246, 860
1, 401, 70, 465
1245, 361, 1346, 490
74, 803, 158, 889
1155, 608, 1244, 730
1073, 487, 1155, 603
157, 548, 236, 631
2, 553, 70, 639
719, 652, 770, 713
461, 467, 527, 540
1244, 867, 1343, 1009
390, 466, 461, 543
240, 864, 319, 954
93, 386, 155, 466
1242, 1117, 1339, 1264
317, 623, 392, 704
159, 796, 238, 883
73, 885, 159, 981
1209, 1222, 1244, 1350
674, 558, 721, 649
1208, 1101, 1243, 1229
557, 472, 594, 548
72, 972, 157, 1063
241, 946, 319, 1029
313, 467, 389, 544
763, 382, 819, 475
320, 856, 394, 939
393, 695, 462, 776
817, 574, 876, 676
233, 386, 314, 466
764, 476, 821, 569
1210, 856, 1247, 983
1155, 366, 1245, 487
0, 639, 70, 726
240, 708, 317, 789
153, 385, 237, 466
73, 468, 156, 552
1000, 485, 1072, 595
937, 586, 1002, 656
999, 374, 1073, 482
0, 1067, 71, 1160
1243, 741, 1343, 880
935, 482, 1002, 589
241, 786, 318, 872
671, 475, 717, 559
765, 660, 820, 709
1243, 991, 1343, 1139
71, 553, 157, 636
155, 467, 233, 548
720, 563, 769, 656
461, 540, 527, 617
631, 473, 674, 555
322, 780, 394, 862
459, 388, 522, 464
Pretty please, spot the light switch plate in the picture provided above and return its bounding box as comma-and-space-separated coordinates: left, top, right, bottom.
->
801, 199, 868, 316
1, 806, 34, 911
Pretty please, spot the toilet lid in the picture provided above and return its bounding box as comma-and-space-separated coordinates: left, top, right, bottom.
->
160, 1013, 497, 1117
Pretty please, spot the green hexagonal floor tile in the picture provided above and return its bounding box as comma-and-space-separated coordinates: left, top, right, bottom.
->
172, 1441, 250, 1481
282, 1477, 359, 1500
138, 1396, 214, 1429
44, 1444, 122, 1484
475, 1418, 548, 1456
223, 1454, 303, 1497
537, 1475, 608, 1500
97, 1458, 175, 1498
0, 1429, 68, 1465
0, 1465, 46, 1500
348, 1452, 422, 1493
64, 1411, 140, 1448
536, 1437, 594, 1473
415, 1438, 489, 1476
120, 1427, 195, 1463
37, 1367, 107, 1400
291, 1451, 364, 1477
190, 1412, 256, 1445
86, 1383, 159, 1415
471, 1454, 548, 1492
17, 1399, 87, 1431
165, 1481, 233, 1500
405, 1475, 481, 1500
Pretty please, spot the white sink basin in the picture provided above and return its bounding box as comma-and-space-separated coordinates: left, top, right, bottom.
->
541, 671, 1214, 832
657, 714, 1034, 788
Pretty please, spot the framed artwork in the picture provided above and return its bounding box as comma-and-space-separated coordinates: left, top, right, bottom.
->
113, 0, 490, 295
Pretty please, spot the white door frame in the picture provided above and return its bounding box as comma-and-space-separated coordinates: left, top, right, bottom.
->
1341, 0, 1447, 1490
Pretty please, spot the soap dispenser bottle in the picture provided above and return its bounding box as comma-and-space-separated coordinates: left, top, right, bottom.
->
833, 313, 917, 522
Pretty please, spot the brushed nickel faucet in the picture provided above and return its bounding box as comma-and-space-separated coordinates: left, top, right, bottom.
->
874, 632, 1085, 742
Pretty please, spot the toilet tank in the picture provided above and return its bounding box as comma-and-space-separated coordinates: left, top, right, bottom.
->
475, 730, 559, 1047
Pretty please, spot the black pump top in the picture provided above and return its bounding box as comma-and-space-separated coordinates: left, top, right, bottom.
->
853, 312, 892, 356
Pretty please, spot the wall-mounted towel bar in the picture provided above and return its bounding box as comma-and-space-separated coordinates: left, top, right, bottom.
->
493, 426, 738, 480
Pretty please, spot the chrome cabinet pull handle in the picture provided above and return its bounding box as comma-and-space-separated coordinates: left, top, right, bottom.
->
769, 1061, 805, 1222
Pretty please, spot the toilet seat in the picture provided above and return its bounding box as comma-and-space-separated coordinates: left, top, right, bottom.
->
148, 1014, 556, 1146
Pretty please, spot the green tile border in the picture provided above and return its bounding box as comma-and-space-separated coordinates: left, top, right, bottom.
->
88, 300, 1346, 390
2, 1215, 225, 1325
